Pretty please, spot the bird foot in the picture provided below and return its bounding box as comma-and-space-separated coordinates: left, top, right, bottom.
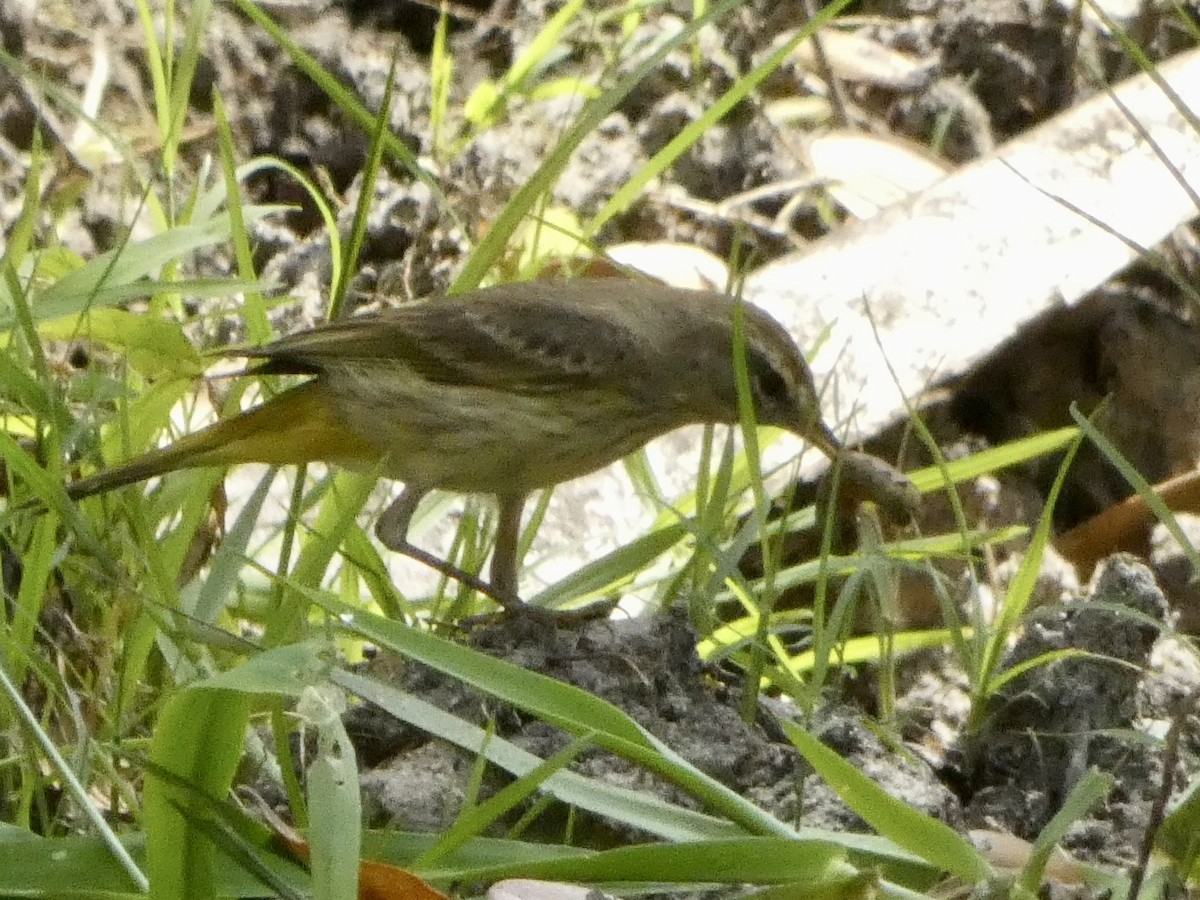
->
388, 540, 521, 610
390, 540, 618, 627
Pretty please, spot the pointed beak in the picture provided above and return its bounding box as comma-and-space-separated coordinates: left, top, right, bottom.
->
808, 420, 843, 460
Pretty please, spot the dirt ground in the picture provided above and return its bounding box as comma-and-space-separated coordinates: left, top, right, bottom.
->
4, 0, 1200, 885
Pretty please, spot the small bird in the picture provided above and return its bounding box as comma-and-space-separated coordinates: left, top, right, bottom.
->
62, 278, 892, 608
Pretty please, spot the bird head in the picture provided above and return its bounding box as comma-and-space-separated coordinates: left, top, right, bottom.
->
720, 304, 842, 460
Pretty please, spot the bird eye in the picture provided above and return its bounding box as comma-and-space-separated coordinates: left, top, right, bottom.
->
751, 359, 790, 404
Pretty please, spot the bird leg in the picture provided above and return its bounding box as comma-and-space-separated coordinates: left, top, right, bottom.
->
490, 494, 527, 602
487, 492, 621, 625
375, 486, 522, 610
375, 485, 425, 551
377, 488, 615, 624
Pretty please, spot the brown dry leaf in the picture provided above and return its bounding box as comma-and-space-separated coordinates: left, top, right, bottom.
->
256, 796, 447, 900
358, 861, 448, 900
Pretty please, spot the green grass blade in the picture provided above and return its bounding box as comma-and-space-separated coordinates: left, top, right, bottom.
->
781, 720, 991, 883
973, 427, 1085, 710
317, 594, 794, 837
227, 0, 455, 223
1018, 769, 1113, 894
530, 521, 690, 607
452, 0, 745, 290
0, 663, 148, 891
1071, 402, 1200, 579
337, 670, 743, 843
587, 0, 851, 234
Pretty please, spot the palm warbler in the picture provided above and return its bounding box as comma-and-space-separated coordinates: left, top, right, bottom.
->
64, 279, 890, 607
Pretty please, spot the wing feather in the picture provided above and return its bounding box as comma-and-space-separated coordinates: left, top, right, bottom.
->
226, 281, 670, 392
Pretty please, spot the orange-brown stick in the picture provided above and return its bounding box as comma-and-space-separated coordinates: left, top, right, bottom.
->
1054, 468, 1200, 578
